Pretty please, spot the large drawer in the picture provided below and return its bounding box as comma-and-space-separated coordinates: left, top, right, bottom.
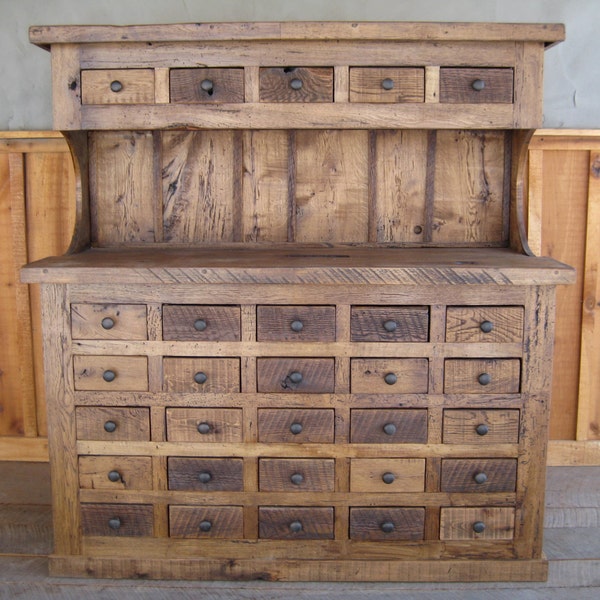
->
259, 458, 335, 492
256, 358, 335, 393
73, 355, 148, 391
258, 409, 335, 443
444, 359, 520, 394
71, 303, 147, 340
351, 358, 429, 394
169, 505, 244, 539
166, 408, 243, 442
162, 358, 240, 393
258, 507, 334, 540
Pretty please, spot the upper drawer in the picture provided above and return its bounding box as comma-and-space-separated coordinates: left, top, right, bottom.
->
73, 355, 148, 391
162, 305, 240, 341
439, 68, 514, 103
170, 68, 244, 103
166, 408, 243, 442
256, 305, 336, 342
444, 358, 520, 394
350, 409, 427, 443
446, 307, 524, 343
349, 68, 425, 103
71, 303, 147, 340
163, 357, 240, 393
75, 407, 150, 441
351, 306, 429, 342
259, 67, 333, 102
351, 358, 429, 394
258, 408, 334, 443
81, 69, 155, 104
257, 358, 335, 393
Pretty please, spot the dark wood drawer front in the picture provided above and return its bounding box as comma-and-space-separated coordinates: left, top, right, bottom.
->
349, 68, 425, 103
440, 68, 514, 103
81, 503, 153, 537
258, 507, 334, 540
259, 459, 335, 492
441, 459, 517, 493
169, 505, 244, 539
351, 359, 429, 394
170, 68, 244, 103
351, 409, 427, 443
71, 303, 147, 340
256, 305, 335, 341
163, 358, 240, 393
168, 458, 244, 492
256, 358, 335, 393
75, 407, 150, 441
350, 507, 425, 541
443, 409, 520, 444
78, 456, 153, 490
81, 69, 155, 104
258, 409, 334, 443
446, 306, 524, 343
73, 355, 148, 391
444, 359, 520, 394
351, 306, 429, 342
162, 305, 240, 341
166, 408, 243, 442
440, 507, 515, 540
259, 67, 333, 102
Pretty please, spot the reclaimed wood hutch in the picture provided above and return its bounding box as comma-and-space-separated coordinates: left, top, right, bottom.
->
23, 22, 575, 581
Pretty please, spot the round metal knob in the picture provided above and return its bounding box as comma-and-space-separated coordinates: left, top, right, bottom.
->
473, 521, 486, 533
110, 80, 123, 93
290, 320, 304, 332
413, 225, 423, 235
194, 371, 208, 385
478, 372, 492, 386
289, 372, 303, 384
290, 422, 303, 435
200, 79, 214, 92
198, 472, 212, 484
380, 521, 395, 533
103, 421, 117, 433
383, 423, 397, 436
101, 317, 115, 330
384, 372, 397, 385
108, 517, 121, 530
199, 520, 212, 532
476, 423, 489, 436
197, 422, 211, 435
382, 472, 396, 484
381, 78, 394, 90
107, 470, 121, 483
383, 320, 398, 332
472, 79, 486, 91
194, 319, 207, 331
290, 78, 303, 90
290, 473, 304, 485
480, 320, 494, 333
474, 472, 488, 485
289, 520, 303, 533
102, 370, 116, 383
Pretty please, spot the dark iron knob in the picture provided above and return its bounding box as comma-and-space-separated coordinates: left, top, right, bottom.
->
194, 371, 208, 385
476, 423, 489, 436
380, 521, 395, 533
383, 319, 398, 332
472, 79, 485, 91
383, 423, 397, 436
290, 473, 304, 485
413, 225, 423, 234
473, 521, 486, 533
102, 370, 116, 382
384, 373, 397, 385
110, 80, 123, 93
197, 422, 211, 435
290, 320, 304, 332
107, 470, 121, 483
290, 422, 303, 435
101, 317, 115, 330
103, 420, 117, 433
382, 472, 396, 484
381, 78, 394, 90
480, 320, 494, 333
198, 472, 212, 484
478, 372, 492, 386
108, 517, 121, 530
474, 472, 488, 485
290, 78, 303, 90
194, 319, 207, 331
199, 520, 212, 532
289, 372, 303, 384
200, 79, 214, 92
289, 520, 303, 533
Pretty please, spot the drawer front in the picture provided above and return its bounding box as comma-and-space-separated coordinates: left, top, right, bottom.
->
443, 409, 520, 444
351, 358, 429, 394
351, 306, 429, 342
75, 407, 150, 441
170, 68, 244, 103
81, 69, 155, 104
256, 358, 335, 393
440, 507, 515, 540
350, 458, 425, 493
440, 68, 514, 104
71, 303, 147, 340
445, 306, 524, 343
444, 359, 520, 394
166, 408, 243, 442
169, 505, 244, 539
167, 458, 243, 492
258, 507, 334, 540
256, 305, 336, 342
259, 459, 335, 492
81, 503, 153, 537
349, 68, 425, 103
258, 409, 335, 443
259, 67, 333, 102
163, 358, 240, 393
349, 507, 425, 541
162, 305, 241, 341
73, 355, 148, 391
441, 459, 517, 493
350, 409, 427, 443
78, 456, 153, 490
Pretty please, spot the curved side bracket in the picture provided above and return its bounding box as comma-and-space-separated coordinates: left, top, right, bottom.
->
510, 129, 536, 256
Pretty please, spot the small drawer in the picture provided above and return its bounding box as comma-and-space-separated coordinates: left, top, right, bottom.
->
439, 68, 514, 104
167, 457, 243, 492
166, 408, 243, 442
256, 358, 335, 393
162, 305, 240, 341
350, 409, 427, 443
78, 456, 153, 490
441, 459, 517, 493
349, 507, 425, 541
169, 505, 244, 539
350, 358, 428, 394
258, 409, 334, 443
162, 358, 240, 393
71, 304, 147, 340
350, 458, 425, 493
440, 507, 515, 540
256, 305, 335, 342
73, 355, 148, 391
170, 68, 244, 103
259, 67, 333, 102
75, 407, 150, 441
259, 459, 335, 492
349, 68, 425, 103
81, 503, 153, 537
351, 306, 429, 342
445, 306, 524, 343
81, 69, 155, 104
444, 359, 520, 394
258, 507, 334, 540
443, 409, 520, 444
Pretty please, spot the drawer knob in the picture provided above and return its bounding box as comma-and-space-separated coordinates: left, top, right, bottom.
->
110, 80, 123, 93
290, 320, 304, 332
288, 371, 303, 384
478, 372, 492, 386
383, 319, 398, 332
290, 422, 303, 435
474, 472, 488, 485
476, 423, 489, 436
101, 317, 115, 330
199, 520, 213, 532
473, 521, 486, 534
107, 470, 121, 483
480, 320, 494, 333
194, 319, 208, 331
102, 370, 116, 383
289, 520, 303, 533
290, 473, 304, 485
198, 471, 212, 484
194, 371, 208, 385
381, 78, 394, 90
382, 472, 396, 484
200, 79, 214, 93
384, 372, 398, 385
380, 521, 395, 533
108, 517, 121, 530
383, 422, 397, 436
103, 420, 117, 433
472, 79, 486, 91
290, 78, 303, 90
197, 422, 212, 435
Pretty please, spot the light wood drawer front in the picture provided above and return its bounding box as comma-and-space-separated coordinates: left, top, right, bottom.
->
439, 68, 514, 104
73, 355, 148, 391
259, 459, 335, 492
441, 459, 517, 493
258, 507, 334, 540
440, 507, 515, 540
351, 409, 427, 443
349, 68, 425, 103
166, 408, 243, 442
163, 358, 240, 393
256, 305, 336, 341
445, 306, 524, 343
75, 407, 150, 441
351, 359, 429, 394
443, 409, 520, 444
81, 503, 153, 537
167, 458, 243, 492
351, 306, 429, 342
78, 456, 153, 490
258, 409, 334, 443
162, 305, 241, 341
170, 68, 244, 103
444, 359, 520, 394
169, 505, 244, 539
350, 458, 425, 493
349, 507, 425, 541
259, 67, 333, 102
81, 69, 155, 104
71, 303, 147, 340
256, 358, 335, 393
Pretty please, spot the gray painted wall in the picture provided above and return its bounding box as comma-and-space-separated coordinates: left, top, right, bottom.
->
1, 0, 598, 130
